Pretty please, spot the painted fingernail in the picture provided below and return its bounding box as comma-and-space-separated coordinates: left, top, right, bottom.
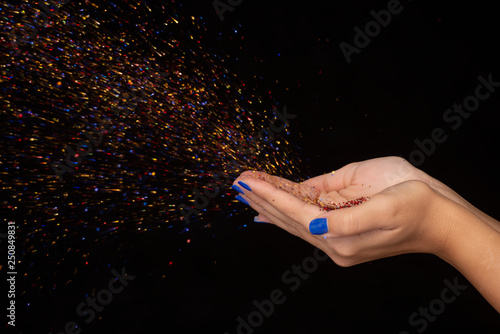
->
309, 218, 328, 235
238, 181, 252, 191
254, 216, 267, 224
231, 185, 244, 194
236, 195, 249, 206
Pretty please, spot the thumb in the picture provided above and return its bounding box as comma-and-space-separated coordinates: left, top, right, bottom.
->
308, 195, 390, 237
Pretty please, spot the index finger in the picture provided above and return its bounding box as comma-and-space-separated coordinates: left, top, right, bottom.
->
234, 173, 323, 227
239, 170, 321, 205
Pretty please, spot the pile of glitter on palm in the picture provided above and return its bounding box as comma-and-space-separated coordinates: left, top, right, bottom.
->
316, 197, 370, 211
240, 171, 370, 210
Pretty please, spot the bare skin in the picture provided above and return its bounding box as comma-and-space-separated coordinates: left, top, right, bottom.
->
233, 156, 500, 312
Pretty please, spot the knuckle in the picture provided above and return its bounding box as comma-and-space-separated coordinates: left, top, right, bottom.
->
410, 179, 431, 193
339, 211, 357, 236
333, 241, 358, 259
333, 256, 356, 268
379, 195, 398, 217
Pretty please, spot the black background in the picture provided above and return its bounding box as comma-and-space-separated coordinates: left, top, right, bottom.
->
15, 0, 500, 333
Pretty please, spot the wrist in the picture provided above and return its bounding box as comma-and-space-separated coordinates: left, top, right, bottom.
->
433, 196, 500, 311
420, 188, 457, 258
430, 193, 482, 262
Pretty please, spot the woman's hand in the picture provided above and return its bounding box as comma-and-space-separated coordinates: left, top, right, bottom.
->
233, 175, 452, 267
246, 156, 499, 231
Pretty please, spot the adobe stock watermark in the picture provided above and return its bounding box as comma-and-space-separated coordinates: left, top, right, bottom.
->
399, 276, 468, 334
179, 106, 296, 225
384, 73, 499, 185
224, 248, 329, 334
8, 0, 71, 53
48, 267, 135, 334
408, 73, 499, 167
339, 0, 407, 64
213, 0, 244, 22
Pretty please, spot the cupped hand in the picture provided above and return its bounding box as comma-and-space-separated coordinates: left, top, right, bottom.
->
232, 162, 455, 267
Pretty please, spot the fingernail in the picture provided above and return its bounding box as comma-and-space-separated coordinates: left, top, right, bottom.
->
238, 181, 252, 191
231, 185, 244, 194
254, 216, 267, 223
236, 195, 249, 206
309, 218, 328, 235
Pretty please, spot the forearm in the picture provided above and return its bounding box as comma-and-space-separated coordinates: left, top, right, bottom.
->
436, 197, 500, 312
466, 206, 500, 233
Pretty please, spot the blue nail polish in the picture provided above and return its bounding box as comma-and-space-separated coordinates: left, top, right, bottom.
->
231, 185, 244, 194
309, 218, 328, 235
238, 181, 252, 191
236, 195, 249, 206
254, 216, 267, 224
